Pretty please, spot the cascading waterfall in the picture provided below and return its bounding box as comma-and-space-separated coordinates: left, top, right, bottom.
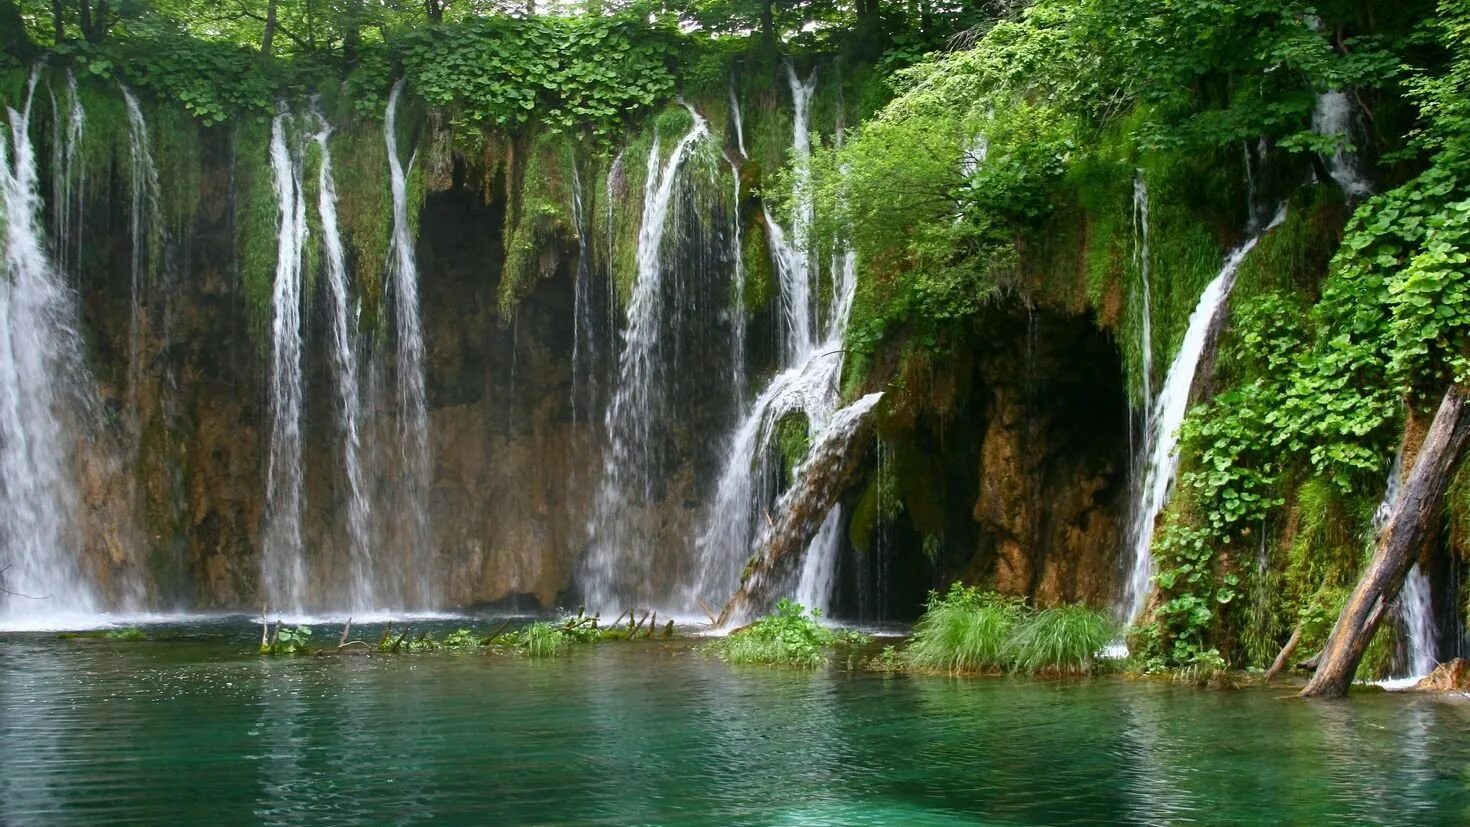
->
583, 107, 714, 611
0, 74, 99, 622
262, 110, 309, 614
1120, 208, 1286, 623
691, 65, 865, 616
1371, 451, 1439, 681
121, 86, 162, 438
569, 155, 598, 426
1311, 90, 1372, 199
49, 71, 83, 281
311, 110, 375, 612
729, 80, 747, 159
384, 79, 436, 608
719, 391, 884, 626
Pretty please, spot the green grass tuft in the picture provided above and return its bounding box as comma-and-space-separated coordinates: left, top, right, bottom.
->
1004, 604, 1117, 675
903, 585, 1025, 674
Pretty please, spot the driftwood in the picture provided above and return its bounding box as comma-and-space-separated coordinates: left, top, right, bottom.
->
626, 611, 650, 639
1264, 627, 1302, 685
482, 618, 513, 645
1301, 385, 1470, 698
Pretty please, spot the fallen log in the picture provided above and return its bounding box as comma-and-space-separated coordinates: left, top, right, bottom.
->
1300, 385, 1470, 698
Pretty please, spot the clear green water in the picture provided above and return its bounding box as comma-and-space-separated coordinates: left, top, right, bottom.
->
2, 619, 1468, 825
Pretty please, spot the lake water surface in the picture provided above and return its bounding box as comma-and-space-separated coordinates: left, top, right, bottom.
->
2, 619, 1467, 825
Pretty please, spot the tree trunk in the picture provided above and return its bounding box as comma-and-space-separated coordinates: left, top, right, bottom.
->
1299, 385, 1470, 698
50, 0, 63, 43
261, 0, 278, 55
760, 0, 775, 53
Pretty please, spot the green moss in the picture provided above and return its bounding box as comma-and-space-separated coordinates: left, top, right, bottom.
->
498, 132, 576, 316
232, 117, 276, 336
331, 117, 393, 332
741, 213, 775, 315
774, 412, 810, 480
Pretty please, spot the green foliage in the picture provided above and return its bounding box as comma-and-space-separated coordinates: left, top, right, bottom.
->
903, 585, 1025, 674
400, 16, 678, 143
708, 599, 867, 668
104, 627, 147, 640
261, 625, 312, 655
499, 133, 575, 316
1004, 605, 1118, 676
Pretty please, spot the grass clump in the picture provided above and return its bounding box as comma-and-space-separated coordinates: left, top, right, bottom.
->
1004, 605, 1117, 676
904, 585, 1025, 674
898, 584, 1118, 676
709, 598, 868, 668
513, 622, 570, 657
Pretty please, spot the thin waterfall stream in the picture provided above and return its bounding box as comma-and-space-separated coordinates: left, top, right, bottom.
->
312, 109, 375, 612
385, 79, 436, 609
262, 109, 309, 614
1120, 207, 1286, 624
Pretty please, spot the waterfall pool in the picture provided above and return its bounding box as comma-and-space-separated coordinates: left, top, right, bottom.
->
2, 620, 1467, 825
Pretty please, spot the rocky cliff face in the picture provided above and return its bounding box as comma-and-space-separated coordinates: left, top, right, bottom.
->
65, 138, 1132, 618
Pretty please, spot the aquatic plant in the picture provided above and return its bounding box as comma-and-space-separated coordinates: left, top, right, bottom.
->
260, 625, 312, 655
516, 622, 570, 657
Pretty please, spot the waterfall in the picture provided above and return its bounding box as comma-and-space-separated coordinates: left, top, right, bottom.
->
384, 79, 435, 608
1400, 566, 1438, 677
1120, 208, 1286, 623
583, 107, 713, 611
121, 86, 162, 438
763, 64, 819, 360
311, 110, 375, 612
0, 74, 99, 622
262, 110, 309, 614
1311, 90, 1371, 199
691, 65, 866, 616
727, 159, 746, 408
720, 392, 884, 625
1132, 174, 1154, 410
569, 155, 597, 426
1371, 451, 1439, 680
49, 71, 83, 281
729, 80, 747, 159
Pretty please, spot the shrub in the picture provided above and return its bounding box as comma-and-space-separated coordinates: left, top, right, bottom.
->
709, 599, 867, 668
1004, 604, 1117, 675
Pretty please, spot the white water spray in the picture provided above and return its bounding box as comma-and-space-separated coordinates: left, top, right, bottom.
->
692, 65, 866, 616
121, 86, 162, 437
